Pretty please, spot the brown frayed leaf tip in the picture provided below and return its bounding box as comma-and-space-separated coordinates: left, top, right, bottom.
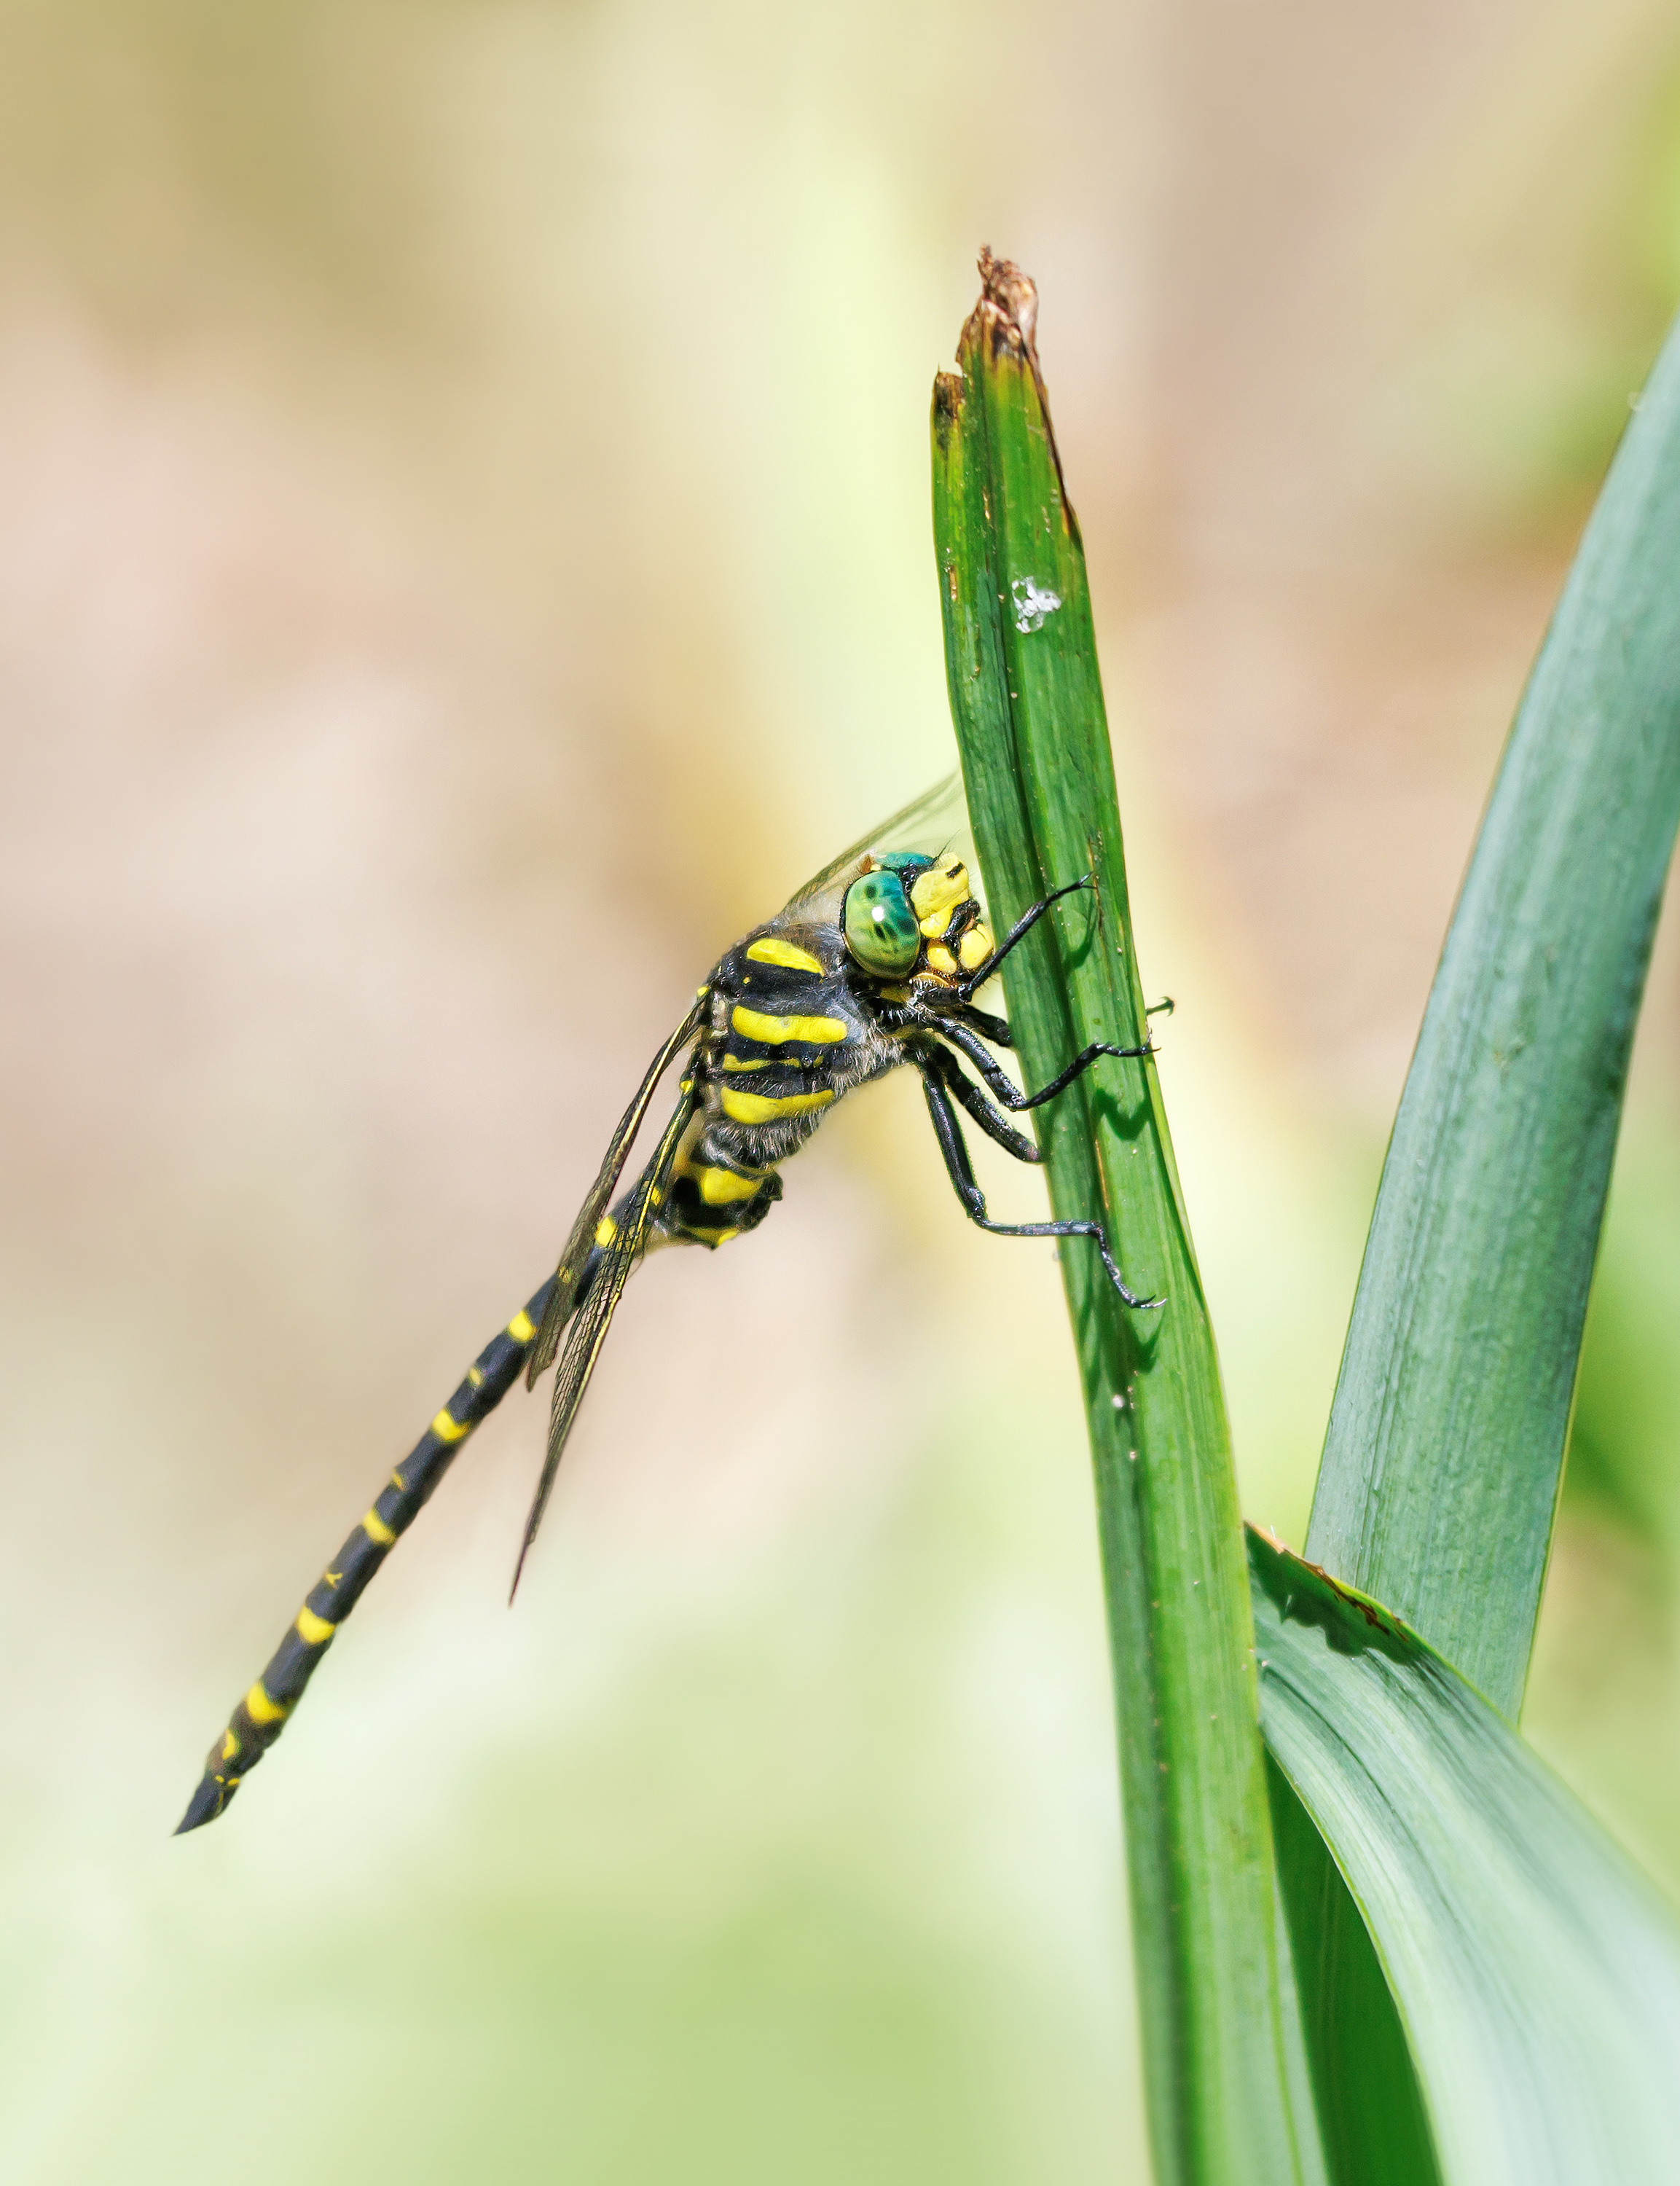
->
958, 248, 1078, 544
975, 246, 1037, 353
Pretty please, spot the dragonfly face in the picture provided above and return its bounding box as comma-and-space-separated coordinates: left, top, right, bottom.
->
175, 783, 1157, 1836
852, 852, 997, 979
839, 853, 992, 979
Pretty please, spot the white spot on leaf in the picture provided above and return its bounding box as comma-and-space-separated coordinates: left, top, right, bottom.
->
1010, 576, 1061, 632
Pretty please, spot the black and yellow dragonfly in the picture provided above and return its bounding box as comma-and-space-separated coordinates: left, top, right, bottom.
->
176, 781, 1159, 1833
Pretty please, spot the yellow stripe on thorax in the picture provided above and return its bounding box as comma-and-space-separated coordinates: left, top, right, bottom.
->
745, 936, 823, 975
721, 1086, 836, 1124
731, 1004, 846, 1047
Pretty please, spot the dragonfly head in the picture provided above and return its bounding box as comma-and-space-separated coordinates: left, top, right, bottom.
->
842, 853, 995, 982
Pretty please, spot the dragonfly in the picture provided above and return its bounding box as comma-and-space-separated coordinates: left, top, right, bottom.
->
176, 780, 1161, 1834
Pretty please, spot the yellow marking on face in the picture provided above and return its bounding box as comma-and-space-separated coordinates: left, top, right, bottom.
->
697, 1165, 764, 1206
467, 1365, 484, 1388
296, 1606, 337, 1646
244, 1682, 287, 1727
363, 1508, 396, 1546
959, 922, 994, 972
594, 1215, 618, 1247
431, 1409, 470, 1445
910, 861, 970, 937
220, 1729, 240, 1763
731, 1005, 847, 1046
508, 1309, 537, 1343
721, 1085, 836, 1124
723, 1056, 767, 1071
925, 944, 958, 978
746, 936, 824, 975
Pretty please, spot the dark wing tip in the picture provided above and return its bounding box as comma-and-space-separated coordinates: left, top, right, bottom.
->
508, 1524, 536, 1605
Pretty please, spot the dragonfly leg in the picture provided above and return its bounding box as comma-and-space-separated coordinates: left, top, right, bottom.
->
919, 1041, 1040, 1164
949, 1000, 1013, 1048
927, 1014, 1152, 1114
956, 877, 1090, 996
917, 1060, 1161, 1310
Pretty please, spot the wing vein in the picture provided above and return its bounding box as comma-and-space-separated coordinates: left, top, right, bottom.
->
511, 1086, 700, 1597
525, 995, 706, 1385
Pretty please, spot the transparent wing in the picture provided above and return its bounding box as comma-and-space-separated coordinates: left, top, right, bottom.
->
525, 995, 707, 1385
510, 1083, 701, 1597
774, 772, 965, 922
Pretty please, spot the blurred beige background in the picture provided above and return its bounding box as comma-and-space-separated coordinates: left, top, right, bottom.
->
3, 2, 1680, 2180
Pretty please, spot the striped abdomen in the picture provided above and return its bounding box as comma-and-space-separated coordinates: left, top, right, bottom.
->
175, 1279, 559, 1833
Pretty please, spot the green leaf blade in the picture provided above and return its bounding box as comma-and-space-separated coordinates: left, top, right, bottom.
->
1308, 311, 1680, 1714
1252, 1529, 1680, 2186
1266, 1761, 1440, 2186
933, 254, 1315, 2186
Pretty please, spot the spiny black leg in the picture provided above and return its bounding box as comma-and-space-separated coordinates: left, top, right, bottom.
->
922, 1042, 1040, 1164
951, 1001, 1013, 1047
918, 1062, 1161, 1310
928, 1014, 1152, 1115
957, 877, 1091, 997
879, 997, 1012, 1049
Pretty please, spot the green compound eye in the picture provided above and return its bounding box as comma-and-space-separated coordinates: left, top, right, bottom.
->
842, 869, 921, 975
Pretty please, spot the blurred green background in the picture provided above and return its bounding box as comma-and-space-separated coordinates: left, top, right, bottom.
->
4, 2, 1680, 2179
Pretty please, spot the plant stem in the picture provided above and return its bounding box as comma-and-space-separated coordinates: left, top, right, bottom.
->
932, 251, 1311, 2186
